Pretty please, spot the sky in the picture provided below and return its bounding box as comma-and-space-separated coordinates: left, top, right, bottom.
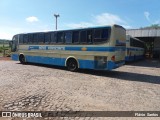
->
0, 0, 160, 39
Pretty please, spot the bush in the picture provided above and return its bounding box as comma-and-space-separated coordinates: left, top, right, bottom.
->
0, 47, 2, 53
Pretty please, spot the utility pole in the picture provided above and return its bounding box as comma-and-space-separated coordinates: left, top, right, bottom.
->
54, 14, 60, 30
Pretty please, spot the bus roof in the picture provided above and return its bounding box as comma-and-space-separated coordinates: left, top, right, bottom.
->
13, 24, 125, 36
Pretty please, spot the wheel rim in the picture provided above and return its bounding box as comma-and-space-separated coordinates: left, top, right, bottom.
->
68, 60, 77, 71
22, 57, 25, 63
69, 62, 76, 70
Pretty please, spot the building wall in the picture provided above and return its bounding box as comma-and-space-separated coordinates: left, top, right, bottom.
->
127, 29, 160, 37
154, 38, 160, 50
152, 38, 160, 58
127, 29, 160, 58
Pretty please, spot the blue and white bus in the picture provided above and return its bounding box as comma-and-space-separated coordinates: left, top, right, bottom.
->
125, 35, 145, 62
11, 25, 126, 71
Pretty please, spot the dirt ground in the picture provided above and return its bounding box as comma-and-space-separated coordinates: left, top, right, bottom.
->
0, 57, 11, 61
0, 59, 160, 120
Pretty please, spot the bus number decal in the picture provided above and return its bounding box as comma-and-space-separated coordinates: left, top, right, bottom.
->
47, 46, 65, 50
29, 46, 65, 50
39, 46, 47, 50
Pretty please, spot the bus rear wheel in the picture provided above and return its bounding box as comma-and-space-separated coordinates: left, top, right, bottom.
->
19, 55, 26, 64
67, 59, 78, 72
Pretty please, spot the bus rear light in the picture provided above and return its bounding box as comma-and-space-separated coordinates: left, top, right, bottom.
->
111, 55, 115, 61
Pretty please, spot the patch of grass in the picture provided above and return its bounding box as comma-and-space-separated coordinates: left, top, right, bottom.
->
0, 44, 9, 47
0, 44, 11, 57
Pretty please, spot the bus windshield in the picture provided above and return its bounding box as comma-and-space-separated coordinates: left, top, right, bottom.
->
11, 35, 18, 52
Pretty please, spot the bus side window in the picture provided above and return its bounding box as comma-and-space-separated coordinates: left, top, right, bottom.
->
87, 30, 93, 43
94, 28, 110, 43
102, 29, 109, 39
19, 35, 23, 44
33, 34, 38, 44
51, 32, 57, 43
72, 31, 79, 43
38, 33, 45, 44
44, 33, 51, 44
28, 34, 33, 44
57, 32, 64, 43
23, 34, 28, 44
80, 31, 87, 43
94, 29, 101, 43
65, 31, 72, 44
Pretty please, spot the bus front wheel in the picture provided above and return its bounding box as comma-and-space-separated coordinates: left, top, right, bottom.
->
19, 54, 26, 64
67, 59, 78, 72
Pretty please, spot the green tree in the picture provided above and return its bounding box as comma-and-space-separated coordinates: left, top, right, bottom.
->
142, 24, 160, 29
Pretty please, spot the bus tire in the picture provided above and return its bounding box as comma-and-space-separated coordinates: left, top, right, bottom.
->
19, 54, 26, 64
66, 58, 78, 72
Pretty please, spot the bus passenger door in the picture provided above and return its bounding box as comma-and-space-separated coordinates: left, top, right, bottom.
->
11, 40, 17, 52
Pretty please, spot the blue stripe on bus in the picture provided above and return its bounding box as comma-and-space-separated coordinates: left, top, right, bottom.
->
65, 47, 117, 52
11, 54, 125, 70
28, 46, 126, 52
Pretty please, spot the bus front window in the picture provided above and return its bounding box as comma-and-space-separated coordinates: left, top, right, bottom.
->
11, 35, 18, 52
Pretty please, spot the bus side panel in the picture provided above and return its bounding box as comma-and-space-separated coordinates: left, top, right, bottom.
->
125, 55, 144, 62
25, 55, 66, 66
11, 53, 124, 70
125, 48, 145, 62
78, 59, 94, 69
11, 53, 19, 61
78, 59, 125, 70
